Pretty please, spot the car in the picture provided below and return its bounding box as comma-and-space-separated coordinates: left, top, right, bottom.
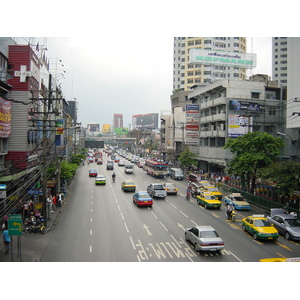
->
185, 225, 225, 252
95, 175, 106, 185
196, 192, 221, 209
259, 257, 300, 262
224, 193, 251, 210
190, 182, 202, 198
137, 160, 145, 168
114, 157, 120, 163
89, 168, 98, 177
201, 186, 223, 200
133, 191, 153, 207
147, 183, 167, 199
121, 180, 136, 192
96, 159, 103, 165
266, 213, 300, 240
242, 214, 279, 240
163, 182, 178, 195
199, 180, 212, 188
124, 164, 134, 174
88, 158, 93, 163
106, 160, 114, 170
118, 160, 125, 166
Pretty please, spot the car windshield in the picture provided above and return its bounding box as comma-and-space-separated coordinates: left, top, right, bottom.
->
200, 230, 219, 238
286, 219, 300, 227
125, 182, 135, 185
234, 196, 244, 201
204, 195, 216, 200
139, 193, 150, 199
254, 219, 271, 227
154, 185, 164, 190
207, 187, 218, 192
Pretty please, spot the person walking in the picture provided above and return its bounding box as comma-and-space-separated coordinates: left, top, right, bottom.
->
2, 229, 11, 254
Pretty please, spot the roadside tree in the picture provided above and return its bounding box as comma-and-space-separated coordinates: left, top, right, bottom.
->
224, 132, 284, 193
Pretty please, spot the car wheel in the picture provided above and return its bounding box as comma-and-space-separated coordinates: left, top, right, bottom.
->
194, 243, 199, 252
285, 231, 290, 240
204, 204, 208, 209
242, 224, 246, 231
253, 233, 258, 240
185, 233, 189, 242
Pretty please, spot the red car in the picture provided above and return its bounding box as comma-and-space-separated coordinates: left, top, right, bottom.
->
133, 191, 153, 207
97, 160, 103, 165
89, 169, 98, 177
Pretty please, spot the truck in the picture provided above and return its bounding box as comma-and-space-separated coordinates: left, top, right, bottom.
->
147, 183, 167, 199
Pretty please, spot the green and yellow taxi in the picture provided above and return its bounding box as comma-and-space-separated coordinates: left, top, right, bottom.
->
201, 186, 223, 200
121, 180, 136, 192
260, 257, 300, 262
242, 214, 279, 241
95, 175, 106, 185
196, 192, 221, 209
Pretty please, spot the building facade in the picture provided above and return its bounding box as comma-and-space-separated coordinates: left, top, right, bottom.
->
173, 37, 247, 92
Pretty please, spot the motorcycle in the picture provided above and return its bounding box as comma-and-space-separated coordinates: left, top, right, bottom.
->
226, 208, 236, 222
24, 216, 48, 234
186, 191, 191, 201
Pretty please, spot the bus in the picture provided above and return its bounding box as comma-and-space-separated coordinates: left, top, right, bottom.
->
143, 159, 168, 178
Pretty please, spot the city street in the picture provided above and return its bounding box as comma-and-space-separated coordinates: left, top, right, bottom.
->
37, 155, 300, 262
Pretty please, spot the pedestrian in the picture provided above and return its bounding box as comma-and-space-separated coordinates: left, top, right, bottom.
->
2, 229, 11, 254
57, 193, 62, 207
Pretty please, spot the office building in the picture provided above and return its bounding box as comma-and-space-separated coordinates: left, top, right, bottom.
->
173, 37, 247, 92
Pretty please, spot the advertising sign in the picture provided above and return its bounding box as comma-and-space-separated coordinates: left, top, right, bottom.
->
189, 49, 257, 68
115, 127, 128, 135
102, 124, 111, 133
229, 100, 265, 112
0, 97, 11, 138
228, 115, 253, 137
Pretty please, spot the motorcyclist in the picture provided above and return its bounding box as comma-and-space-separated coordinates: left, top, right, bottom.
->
186, 187, 192, 200
112, 172, 116, 182
226, 203, 234, 219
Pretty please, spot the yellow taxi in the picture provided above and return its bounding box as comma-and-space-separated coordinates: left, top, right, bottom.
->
201, 186, 223, 200
196, 192, 221, 209
242, 214, 279, 241
121, 180, 136, 192
260, 257, 300, 262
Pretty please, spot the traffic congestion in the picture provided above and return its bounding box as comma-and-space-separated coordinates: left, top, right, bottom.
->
82, 145, 300, 262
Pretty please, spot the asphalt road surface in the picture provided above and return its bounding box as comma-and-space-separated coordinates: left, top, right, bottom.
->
40, 155, 300, 262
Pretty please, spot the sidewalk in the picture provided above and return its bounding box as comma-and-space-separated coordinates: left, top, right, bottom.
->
0, 205, 62, 262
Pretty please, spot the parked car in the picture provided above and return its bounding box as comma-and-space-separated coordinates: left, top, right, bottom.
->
224, 193, 251, 210
121, 180, 136, 192
163, 182, 178, 195
147, 183, 167, 199
89, 168, 98, 177
242, 214, 279, 241
185, 225, 225, 252
267, 213, 300, 240
133, 191, 153, 207
95, 175, 106, 185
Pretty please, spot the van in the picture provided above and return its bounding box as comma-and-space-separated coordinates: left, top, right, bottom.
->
124, 164, 134, 174
106, 160, 114, 170
170, 168, 184, 180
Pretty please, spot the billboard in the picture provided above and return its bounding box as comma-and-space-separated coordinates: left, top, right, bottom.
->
229, 100, 265, 112
85, 140, 104, 148
132, 113, 158, 129
115, 127, 128, 135
0, 97, 11, 138
102, 124, 111, 133
228, 115, 253, 137
189, 49, 257, 68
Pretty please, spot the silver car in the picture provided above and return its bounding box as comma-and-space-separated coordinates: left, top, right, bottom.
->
185, 225, 225, 252
267, 214, 300, 240
163, 183, 178, 195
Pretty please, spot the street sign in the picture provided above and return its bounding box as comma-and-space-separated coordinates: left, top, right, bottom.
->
8, 215, 23, 236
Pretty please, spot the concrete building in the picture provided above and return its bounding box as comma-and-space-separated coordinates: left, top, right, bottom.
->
187, 78, 295, 172
173, 37, 247, 92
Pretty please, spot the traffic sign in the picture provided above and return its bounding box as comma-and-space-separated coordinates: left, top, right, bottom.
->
8, 215, 23, 236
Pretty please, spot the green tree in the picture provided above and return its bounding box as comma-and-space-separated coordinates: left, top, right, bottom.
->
224, 131, 284, 193
178, 147, 197, 169
60, 160, 78, 179
260, 161, 300, 197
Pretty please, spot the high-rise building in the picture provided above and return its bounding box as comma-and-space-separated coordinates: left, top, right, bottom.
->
173, 37, 247, 91
113, 114, 123, 130
272, 37, 288, 87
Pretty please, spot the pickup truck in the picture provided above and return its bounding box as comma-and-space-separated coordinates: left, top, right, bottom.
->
147, 183, 167, 199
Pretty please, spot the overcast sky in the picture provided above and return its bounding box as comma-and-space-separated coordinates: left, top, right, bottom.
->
33, 37, 271, 129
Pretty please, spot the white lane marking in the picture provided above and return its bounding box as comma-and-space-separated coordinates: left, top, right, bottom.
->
170, 203, 178, 209
151, 211, 158, 219
179, 210, 188, 218
159, 221, 168, 232
124, 222, 129, 233
120, 212, 125, 221
90, 218, 93, 222
228, 250, 243, 262
130, 236, 136, 250
90, 245, 92, 253
191, 220, 198, 226
90, 230, 92, 235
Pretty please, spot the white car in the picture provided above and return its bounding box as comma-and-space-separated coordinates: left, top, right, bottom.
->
185, 225, 224, 252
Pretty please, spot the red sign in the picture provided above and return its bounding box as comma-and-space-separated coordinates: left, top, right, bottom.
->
186, 124, 199, 131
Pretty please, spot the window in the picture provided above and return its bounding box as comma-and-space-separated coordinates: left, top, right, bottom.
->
251, 92, 260, 99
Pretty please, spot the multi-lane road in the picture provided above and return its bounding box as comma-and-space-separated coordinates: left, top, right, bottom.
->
40, 154, 300, 262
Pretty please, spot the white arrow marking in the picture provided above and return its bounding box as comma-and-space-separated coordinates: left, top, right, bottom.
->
143, 224, 152, 236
